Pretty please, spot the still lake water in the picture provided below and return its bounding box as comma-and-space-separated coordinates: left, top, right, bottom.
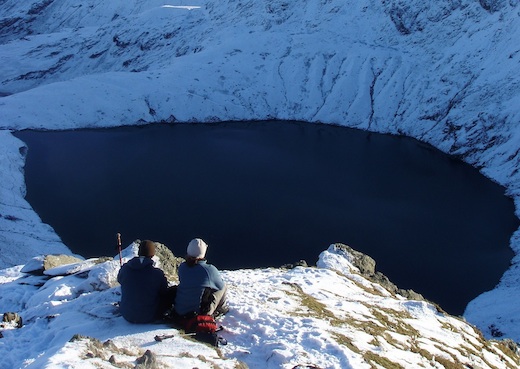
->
14, 121, 519, 315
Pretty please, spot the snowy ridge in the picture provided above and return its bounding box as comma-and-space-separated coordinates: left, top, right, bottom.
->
0, 132, 70, 266
0, 0, 520, 354
0, 244, 518, 369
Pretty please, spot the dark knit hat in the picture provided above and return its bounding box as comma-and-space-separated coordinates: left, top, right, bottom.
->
138, 240, 156, 257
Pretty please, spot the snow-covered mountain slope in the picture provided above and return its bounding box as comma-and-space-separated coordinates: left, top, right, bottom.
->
1, 0, 520, 347
1, 243, 518, 369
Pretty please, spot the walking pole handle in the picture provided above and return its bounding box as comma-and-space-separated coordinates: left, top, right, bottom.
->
117, 233, 123, 266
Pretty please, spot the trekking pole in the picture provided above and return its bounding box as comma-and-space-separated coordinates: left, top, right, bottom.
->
117, 233, 123, 266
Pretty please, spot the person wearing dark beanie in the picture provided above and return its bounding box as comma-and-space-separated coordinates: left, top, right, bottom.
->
138, 239, 156, 257
117, 240, 174, 323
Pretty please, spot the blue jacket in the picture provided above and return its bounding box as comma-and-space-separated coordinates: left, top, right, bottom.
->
174, 260, 225, 316
117, 257, 168, 323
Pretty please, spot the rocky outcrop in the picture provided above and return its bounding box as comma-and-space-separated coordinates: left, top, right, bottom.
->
330, 243, 425, 303
42, 254, 84, 271
20, 254, 84, 275
153, 241, 184, 283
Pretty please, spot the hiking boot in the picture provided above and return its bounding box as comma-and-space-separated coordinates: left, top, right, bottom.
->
213, 303, 229, 319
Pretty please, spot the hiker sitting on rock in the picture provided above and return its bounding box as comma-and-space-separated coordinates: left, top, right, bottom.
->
117, 240, 175, 323
174, 238, 229, 319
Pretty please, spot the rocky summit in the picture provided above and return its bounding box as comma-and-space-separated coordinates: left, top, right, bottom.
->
0, 242, 518, 368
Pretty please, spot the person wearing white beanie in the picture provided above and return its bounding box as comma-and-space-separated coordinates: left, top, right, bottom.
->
186, 238, 208, 259
174, 238, 229, 318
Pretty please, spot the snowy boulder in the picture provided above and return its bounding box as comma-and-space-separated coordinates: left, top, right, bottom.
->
75, 259, 122, 293
20, 254, 84, 275
319, 243, 377, 275
43, 258, 102, 277
19, 255, 46, 274
317, 243, 384, 277
319, 243, 425, 303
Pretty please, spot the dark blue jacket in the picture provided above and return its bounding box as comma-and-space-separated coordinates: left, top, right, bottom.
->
174, 260, 225, 316
117, 257, 168, 323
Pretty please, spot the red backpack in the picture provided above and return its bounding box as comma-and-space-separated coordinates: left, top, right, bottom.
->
184, 314, 218, 334
183, 314, 227, 347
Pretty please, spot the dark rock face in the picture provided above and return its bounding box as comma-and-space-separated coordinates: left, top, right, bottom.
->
479, 0, 506, 13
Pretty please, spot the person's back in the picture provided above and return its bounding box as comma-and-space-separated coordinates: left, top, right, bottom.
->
117, 240, 169, 323
174, 238, 228, 317
175, 259, 225, 315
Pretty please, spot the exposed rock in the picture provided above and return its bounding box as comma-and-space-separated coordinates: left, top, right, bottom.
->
135, 350, 158, 369
28, 1, 52, 15
332, 243, 425, 303
502, 339, 520, 355
281, 260, 309, 269
43, 254, 84, 270
21, 254, 86, 274
2, 312, 23, 329
479, 0, 506, 13
333, 243, 376, 275
154, 242, 184, 283
70, 334, 145, 367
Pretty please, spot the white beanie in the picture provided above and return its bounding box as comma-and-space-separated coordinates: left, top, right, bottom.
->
187, 238, 208, 259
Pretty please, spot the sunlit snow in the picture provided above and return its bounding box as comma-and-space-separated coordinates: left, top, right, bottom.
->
1, 0, 520, 367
